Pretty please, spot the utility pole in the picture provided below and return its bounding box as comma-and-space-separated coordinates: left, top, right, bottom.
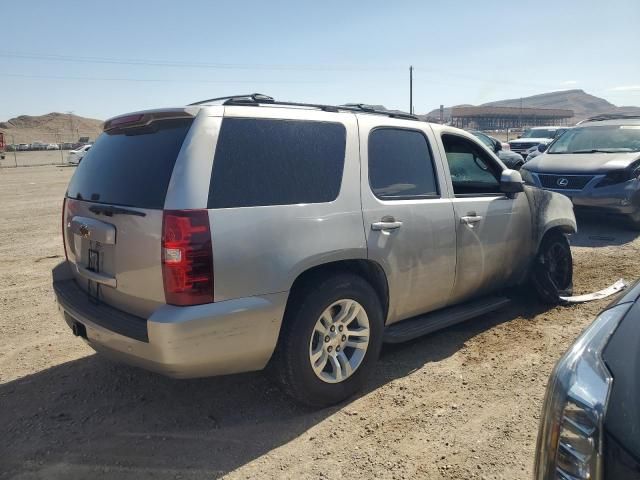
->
409, 66, 414, 115
67, 111, 75, 143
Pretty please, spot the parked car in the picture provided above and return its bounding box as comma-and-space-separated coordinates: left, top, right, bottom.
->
66, 144, 91, 165
525, 128, 573, 163
525, 144, 543, 162
535, 279, 640, 479
509, 126, 569, 158
46, 143, 59, 150
521, 114, 640, 229
52, 94, 576, 407
17, 143, 30, 151
470, 130, 525, 169
31, 141, 48, 151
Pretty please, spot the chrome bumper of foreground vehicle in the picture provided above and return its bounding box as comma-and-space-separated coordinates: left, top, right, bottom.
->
52, 262, 287, 378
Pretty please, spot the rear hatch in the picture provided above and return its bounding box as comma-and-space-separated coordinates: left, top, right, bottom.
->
63, 113, 194, 318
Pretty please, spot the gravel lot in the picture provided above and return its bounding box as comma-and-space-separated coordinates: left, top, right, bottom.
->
1, 165, 638, 480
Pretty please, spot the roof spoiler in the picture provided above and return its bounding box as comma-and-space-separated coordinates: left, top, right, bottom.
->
103, 107, 198, 132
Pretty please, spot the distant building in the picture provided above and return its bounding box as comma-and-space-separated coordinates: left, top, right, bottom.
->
450, 106, 574, 129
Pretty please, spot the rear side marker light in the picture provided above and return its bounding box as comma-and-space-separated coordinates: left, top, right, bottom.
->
161, 210, 214, 306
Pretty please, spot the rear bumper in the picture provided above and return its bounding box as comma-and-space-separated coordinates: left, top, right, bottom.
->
52, 262, 287, 378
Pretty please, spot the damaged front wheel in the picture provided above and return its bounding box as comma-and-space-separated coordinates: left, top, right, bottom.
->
531, 231, 573, 304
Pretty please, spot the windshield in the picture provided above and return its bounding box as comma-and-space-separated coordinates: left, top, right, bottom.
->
548, 125, 640, 154
521, 128, 558, 139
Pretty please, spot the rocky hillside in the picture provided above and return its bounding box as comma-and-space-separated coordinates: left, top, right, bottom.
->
0, 112, 103, 144
426, 89, 640, 123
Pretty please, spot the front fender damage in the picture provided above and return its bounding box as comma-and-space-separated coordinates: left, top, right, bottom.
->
524, 186, 629, 303
524, 186, 577, 255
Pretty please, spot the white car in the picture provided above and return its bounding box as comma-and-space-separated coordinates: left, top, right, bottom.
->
508, 127, 569, 158
46, 143, 59, 150
67, 145, 92, 165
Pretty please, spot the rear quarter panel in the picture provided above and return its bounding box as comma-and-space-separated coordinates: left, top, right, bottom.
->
207, 107, 366, 301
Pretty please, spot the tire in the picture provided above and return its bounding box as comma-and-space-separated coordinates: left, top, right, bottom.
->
270, 273, 384, 408
531, 231, 573, 304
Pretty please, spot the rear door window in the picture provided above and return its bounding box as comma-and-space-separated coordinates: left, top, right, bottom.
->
66, 119, 193, 209
208, 118, 346, 208
368, 128, 439, 199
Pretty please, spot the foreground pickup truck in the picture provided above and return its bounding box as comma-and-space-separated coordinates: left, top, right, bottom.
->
53, 94, 577, 406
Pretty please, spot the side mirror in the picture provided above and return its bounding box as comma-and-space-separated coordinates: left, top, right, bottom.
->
494, 141, 502, 153
537, 143, 548, 153
500, 169, 524, 195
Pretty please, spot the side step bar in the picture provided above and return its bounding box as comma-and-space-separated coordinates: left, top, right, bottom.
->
383, 296, 511, 344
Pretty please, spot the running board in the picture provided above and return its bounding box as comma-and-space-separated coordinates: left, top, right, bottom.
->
383, 296, 511, 344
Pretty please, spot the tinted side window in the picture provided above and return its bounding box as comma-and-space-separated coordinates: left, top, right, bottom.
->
208, 118, 346, 208
368, 128, 438, 199
442, 134, 501, 196
66, 119, 193, 209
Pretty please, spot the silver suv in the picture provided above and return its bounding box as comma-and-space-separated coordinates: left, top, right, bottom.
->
52, 94, 577, 407
522, 115, 640, 229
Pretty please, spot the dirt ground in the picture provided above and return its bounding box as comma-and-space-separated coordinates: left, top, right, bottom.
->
1, 165, 638, 480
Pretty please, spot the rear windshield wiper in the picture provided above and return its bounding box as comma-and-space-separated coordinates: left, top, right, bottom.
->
89, 205, 146, 217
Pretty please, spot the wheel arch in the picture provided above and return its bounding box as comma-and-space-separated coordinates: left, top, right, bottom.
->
284, 259, 390, 325
524, 186, 577, 254
536, 220, 576, 253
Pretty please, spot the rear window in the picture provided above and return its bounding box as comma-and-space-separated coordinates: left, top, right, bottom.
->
208, 118, 346, 208
66, 119, 193, 209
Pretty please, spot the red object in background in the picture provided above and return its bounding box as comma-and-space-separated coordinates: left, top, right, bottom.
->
0, 132, 5, 151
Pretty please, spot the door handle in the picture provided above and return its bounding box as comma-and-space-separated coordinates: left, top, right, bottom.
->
460, 215, 483, 225
371, 218, 403, 231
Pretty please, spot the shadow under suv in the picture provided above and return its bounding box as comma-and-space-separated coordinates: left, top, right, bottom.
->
522, 115, 640, 229
53, 94, 576, 407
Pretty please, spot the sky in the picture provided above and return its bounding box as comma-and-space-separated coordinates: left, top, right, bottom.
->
2, 0, 639, 120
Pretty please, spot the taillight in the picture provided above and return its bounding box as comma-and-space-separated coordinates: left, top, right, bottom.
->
62, 197, 68, 260
161, 210, 214, 306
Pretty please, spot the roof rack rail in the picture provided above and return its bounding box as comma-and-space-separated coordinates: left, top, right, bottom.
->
226, 98, 342, 113
189, 94, 420, 120
579, 113, 640, 124
188, 93, 274, 106
338, 103, 418, 120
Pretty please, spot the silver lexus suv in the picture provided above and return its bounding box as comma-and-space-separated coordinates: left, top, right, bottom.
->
522, 115, 640, 229
52, 94, 577, 407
